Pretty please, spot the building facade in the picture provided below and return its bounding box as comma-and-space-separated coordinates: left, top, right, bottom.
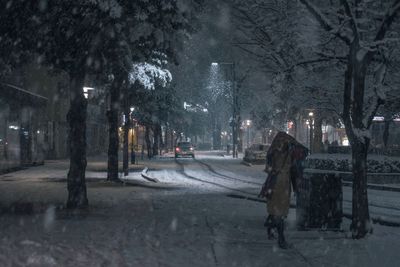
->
1, 63, 108, 173
0, 83, 47, 172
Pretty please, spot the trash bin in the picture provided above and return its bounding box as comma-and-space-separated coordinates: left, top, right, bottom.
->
296, 169, 342, 230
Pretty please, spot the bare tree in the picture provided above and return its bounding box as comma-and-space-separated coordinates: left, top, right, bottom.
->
298, 0, 400, 238
233, 0, 400, 238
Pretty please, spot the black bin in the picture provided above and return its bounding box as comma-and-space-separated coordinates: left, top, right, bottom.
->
296, 169, 342, 230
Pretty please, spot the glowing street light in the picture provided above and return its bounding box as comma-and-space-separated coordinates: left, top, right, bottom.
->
307, 111, 314, 153
83, 87, 94, 99
245, 119, 252, 148
210, 61, 238, 158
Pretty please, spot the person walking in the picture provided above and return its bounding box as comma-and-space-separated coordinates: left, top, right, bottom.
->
259, 132, 306, 249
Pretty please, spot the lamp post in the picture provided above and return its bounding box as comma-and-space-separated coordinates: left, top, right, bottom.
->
308, 111, 314, 153
246, 119, 251, 149
306, 119, 310, 150
211, 61, 238, 158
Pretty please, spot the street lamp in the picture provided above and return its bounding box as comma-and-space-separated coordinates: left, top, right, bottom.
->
245, 120, 251, 149
83, 87, 94, 99
308, 112, 314, 153
210, 61, 237, 158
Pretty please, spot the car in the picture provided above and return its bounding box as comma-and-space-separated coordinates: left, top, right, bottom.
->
243, 143, 270, 164
175, 142, 195, 158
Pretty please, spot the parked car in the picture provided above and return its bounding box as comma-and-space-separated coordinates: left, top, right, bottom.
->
243, 143, 270, 164
175, 142, 195, 158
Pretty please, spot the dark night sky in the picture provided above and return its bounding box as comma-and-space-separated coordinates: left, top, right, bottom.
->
171, 1, 273, 117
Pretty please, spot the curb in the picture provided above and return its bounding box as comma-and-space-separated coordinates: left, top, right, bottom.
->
343, 212, 400, 227
343, 181, 400, 192
141, 167, 159, 183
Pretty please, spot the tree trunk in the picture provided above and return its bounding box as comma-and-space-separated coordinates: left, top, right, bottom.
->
159, 124, 164, 155
160, 125, 165, 154
145, 126, 152, 159
350, 139, 371, 238
122, 83, 130, 176
66, 71, 88, 209
123, 107, 129, 176
165, 126, 169, 152
153, 124, 160, 156
238, 126, 243, 154
215, 121, 222, 150
107, 77, 122, 181
313, 115, 323, 153
171, 131, 181, 149
262, 129, 267, 144
343, 44, 372, 238
212, 115, 219, 150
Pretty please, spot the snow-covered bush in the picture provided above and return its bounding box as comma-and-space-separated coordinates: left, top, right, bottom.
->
305, 154, 400, 173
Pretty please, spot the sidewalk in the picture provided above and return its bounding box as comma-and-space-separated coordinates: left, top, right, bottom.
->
0, 156, 165, 210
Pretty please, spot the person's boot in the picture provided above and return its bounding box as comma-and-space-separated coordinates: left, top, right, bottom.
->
264, 215, 276, 240
267, 227, 275, 240
277, 218, 291, 249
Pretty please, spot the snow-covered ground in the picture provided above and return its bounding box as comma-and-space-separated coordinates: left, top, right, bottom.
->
1, 153, 400, 266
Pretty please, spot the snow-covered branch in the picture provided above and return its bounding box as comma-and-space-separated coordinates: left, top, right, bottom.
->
129, 62, 172, 90
374, 0, 400, 42
299, 0, 352, 45
285, 57, 344, 72
365, 62, 388, 128
340, 0, 359, 39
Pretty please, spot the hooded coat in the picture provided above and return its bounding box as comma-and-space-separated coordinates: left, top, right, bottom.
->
262, 132, 307, 217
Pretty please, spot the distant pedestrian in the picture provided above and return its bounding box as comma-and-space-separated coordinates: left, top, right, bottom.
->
259, 132, 307, 249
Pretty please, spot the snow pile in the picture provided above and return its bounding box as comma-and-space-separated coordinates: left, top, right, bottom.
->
129, 62, 172, 90
305, 153, 400, 173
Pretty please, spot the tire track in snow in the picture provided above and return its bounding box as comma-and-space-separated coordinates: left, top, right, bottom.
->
174, 159, 258, 197
194, 159, 262, 186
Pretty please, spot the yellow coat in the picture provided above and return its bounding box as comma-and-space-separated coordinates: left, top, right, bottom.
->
266, 151, 292, 217
265, 132, 293, 217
